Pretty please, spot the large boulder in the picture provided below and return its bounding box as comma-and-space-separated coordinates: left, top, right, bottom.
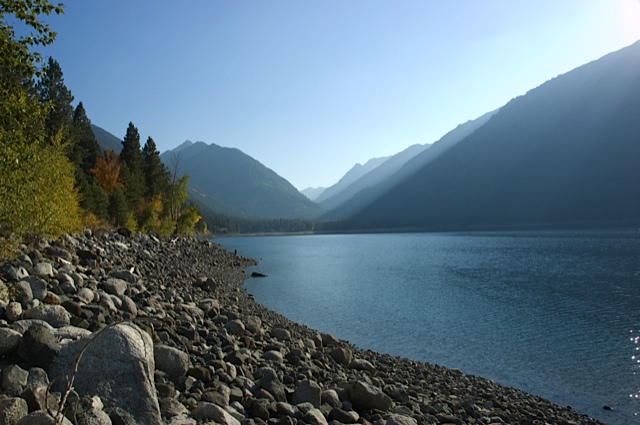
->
49, 323, 162, 425
154, 344, 190, 382
347, 380, 393, 412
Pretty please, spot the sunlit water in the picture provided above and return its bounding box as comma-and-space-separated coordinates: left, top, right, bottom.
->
216, 229, 640, 424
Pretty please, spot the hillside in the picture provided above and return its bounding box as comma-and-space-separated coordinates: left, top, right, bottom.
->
345, 41, 640, 230
91, 124, 122, 153
315, 156, 389, 204
161, 141, 323, 220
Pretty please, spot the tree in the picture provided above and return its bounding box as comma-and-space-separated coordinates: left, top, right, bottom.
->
70, 101, 101, 172
108, 186, 129, 228
37, 56, 74, 143
91, 149, 121, 195
119, 122, 145, 210
142, 136, 169, 198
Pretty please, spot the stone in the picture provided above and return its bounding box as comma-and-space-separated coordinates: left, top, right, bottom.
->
0, 327, 22, 355
198, 298, 220, 316
103, 278, 127, 296
53, 325, 92, 341
347, 380, 392, 412
270, 327, 291, 341
0, 396, 29, 425
321, 333, 340, 346
225, 319, 246, 336
118, 294, 137, 316
293, 380, 322, 408
244, 315, 262, 333
109, 269, 136, 283
24, 304, 70, 328
5, 301, 23, 322
321, 389, 341, 408
328, 408, 359, 424
14, 280, 34, 304
75, 288, 95, 304
192, 402, 241, 425
17, 326, 60, 369
263, 350, 284, 363
302, 408, 329, 425
25, 276, 47, 301
26, 367, 50, 389
256, 367, 287, 402
2, 364, 29, 390
49, 323, 162, 425
32, 262, 54, 278
386, 415, 418, 425
348, 358, 375, 372
45, 245, 72, 261
16, 410, 73, 425
57, 273, 77, 294
11, 319, 53, 334
154, 344, 190, 381
329, 347, 353, 366
20, 386, 57, 413
160, 397, 190, 418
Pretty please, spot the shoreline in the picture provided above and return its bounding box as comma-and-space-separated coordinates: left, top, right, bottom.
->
0, 231, 605, 424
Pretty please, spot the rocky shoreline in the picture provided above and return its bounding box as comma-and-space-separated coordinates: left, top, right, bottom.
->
0, 230, 604, 425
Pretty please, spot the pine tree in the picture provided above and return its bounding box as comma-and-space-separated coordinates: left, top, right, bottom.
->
142, 136, 169, 198
70, 102, 102, 172
37, 57, 74, 144
108, 186, 129, 228
119, 122, 145, 211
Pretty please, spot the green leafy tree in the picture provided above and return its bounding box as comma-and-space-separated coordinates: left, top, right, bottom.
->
0, 1, 79, 255
142, 136, 169, 198
37, 56, 73, 143
119, 122, 145, 211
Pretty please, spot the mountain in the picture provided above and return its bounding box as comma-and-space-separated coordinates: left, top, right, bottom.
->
301, 187, 326, 201
315, 156, 389, 204
91, 124, 122, 153
323, 110, 497, 219
345, 41, 640, 230
160, 141, 323, 220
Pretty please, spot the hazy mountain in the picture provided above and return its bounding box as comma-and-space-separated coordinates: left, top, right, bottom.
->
323, 110, 497, 219
345, 41, 640, 230
160, 141, 323, 220
315, 156, 389, 204
91, 124, 121, 153
301, 187, 326, 201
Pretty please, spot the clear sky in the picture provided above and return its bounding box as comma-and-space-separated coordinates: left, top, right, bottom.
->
39, 1, 640, 190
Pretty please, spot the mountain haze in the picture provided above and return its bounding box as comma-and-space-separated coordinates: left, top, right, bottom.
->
91, 124, 122, 153
321, 110, 498, 220
301, 187, 326, 201
315, 156, 389, 204
161, 142, 323, 220
346, 41, 640, 230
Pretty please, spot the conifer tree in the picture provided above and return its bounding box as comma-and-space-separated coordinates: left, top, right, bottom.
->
70, 102, 102, 172
142, 136, 169, 198
119, 122, 145, 211
37, 57, 74, 143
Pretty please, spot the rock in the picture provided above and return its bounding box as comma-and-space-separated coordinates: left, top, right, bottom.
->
192, 402, 241, 425
17, 326, 60, 369
109, 269, 136, 283
17, 410, 73, 425
57, 273, 77, 294
330, 347, 353, 366
302, 408, 329, 425
293, 380, 322, 408
14, 280, 34, 304
270, 327, 291, 341
26, 367, 50, 390
386, 414, 418, 425
25, 276, 47, 301
256, 367, 287, 402
225, 319, 246, 336
11, 319, 53, 334
0, 396, 29, 425
20, 386, 57, 413
75, 287, 95, 304
251, 272, 267, 277
347, 380, 393, 412
103, 278, 127, 296
45, 246, 72, 261
5, 301, 23, 322
2, 364, 29, 390
118, 294, 137, 316
198, 298, 220, 316
32, 262, 54, 278
328, 408, 359, 424
244, 315, 262, 334
160, 397, 190, 418
53, 325, 92, 341
49, 323, 162, 425
0, 327, 22, 355
348, 358, 375, 372
154, 344, 190, 381
263, 350, 284, 363
321, 390, 341, 408
321, 333, 340, 346
24, 304, 70, 328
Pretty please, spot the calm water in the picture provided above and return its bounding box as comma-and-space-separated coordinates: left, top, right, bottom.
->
217, 229, 640, 424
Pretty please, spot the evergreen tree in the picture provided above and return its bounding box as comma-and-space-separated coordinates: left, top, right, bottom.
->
70, 102, 102, 172
37, 57, 74, 143
108, 186, 129, 228
119, 122, 145, 210
142, 136, 169, 198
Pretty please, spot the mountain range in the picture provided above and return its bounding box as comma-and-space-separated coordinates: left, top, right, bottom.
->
91, 40, 640, 231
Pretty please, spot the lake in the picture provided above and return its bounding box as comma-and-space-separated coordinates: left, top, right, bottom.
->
216, 229, 640, 424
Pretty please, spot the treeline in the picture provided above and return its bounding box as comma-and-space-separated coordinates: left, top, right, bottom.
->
0, 2, 200, 255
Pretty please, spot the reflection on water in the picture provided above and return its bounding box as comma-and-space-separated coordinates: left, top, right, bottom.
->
630, 329, 640, 418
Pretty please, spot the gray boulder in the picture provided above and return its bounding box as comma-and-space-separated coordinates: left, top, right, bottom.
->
192, 402, 240, 425
347, 380, 392, 412
25, 276, 47, 301
103, 278, 127, 296
154, 344, 190, 381
49, 323, 162, 425
0, 327, 22, 355
0, 396, 28, 425
2, 364, 29, 391
293, 379, 322, 408
23, 304, 70, 328
14, 281, 34, 304
16, 410, 73, 425
32, 262, 54, 278
17, 326, 60, 369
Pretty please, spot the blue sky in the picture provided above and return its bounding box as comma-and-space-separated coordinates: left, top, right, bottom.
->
39, 1, 640, 190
